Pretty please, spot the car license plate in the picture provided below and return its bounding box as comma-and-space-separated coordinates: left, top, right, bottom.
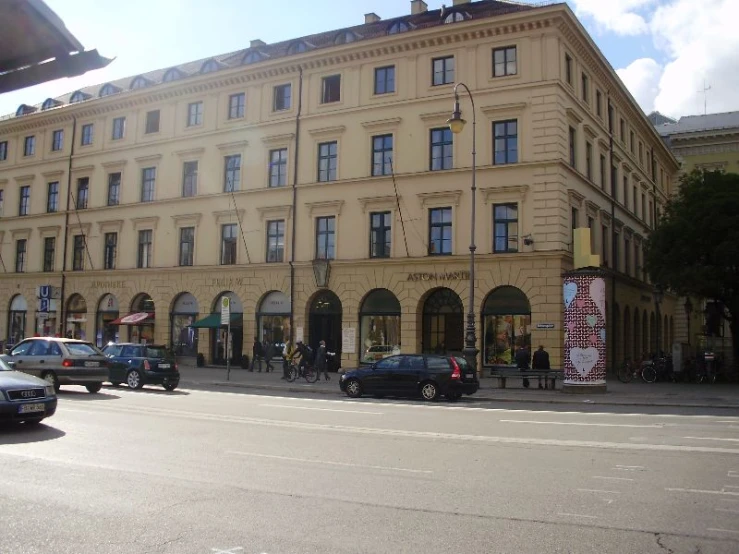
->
19, 403, 44, 414
466, 373, 474, 379
159, 363, 170, 369
84, 361, 100, 367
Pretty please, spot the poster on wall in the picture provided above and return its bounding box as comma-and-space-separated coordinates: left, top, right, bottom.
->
563, 273, 606, 386
296, 327, 304, 343
342, 327, 356, 354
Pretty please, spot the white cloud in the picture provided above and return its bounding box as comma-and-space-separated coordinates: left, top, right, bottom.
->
616, 58, 662, 113
570, 0, 656, 35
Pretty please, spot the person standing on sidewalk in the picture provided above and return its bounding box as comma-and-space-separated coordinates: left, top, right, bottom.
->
515, 344, 531, 388
532, 345, 550, 389
264, 341, 275, 373
250, 338, 264, 372
314, 340, 329, 382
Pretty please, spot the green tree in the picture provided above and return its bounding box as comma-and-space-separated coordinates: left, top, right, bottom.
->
645, 170, 739, 369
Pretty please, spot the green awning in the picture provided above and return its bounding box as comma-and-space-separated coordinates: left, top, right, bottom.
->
188, 313, 242, 328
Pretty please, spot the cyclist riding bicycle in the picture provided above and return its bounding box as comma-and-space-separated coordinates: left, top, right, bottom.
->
295, 341, 314, 375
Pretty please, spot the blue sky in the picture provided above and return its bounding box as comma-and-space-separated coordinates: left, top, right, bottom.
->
1, 0, 736, 118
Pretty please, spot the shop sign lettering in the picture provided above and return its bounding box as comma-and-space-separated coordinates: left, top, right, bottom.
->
407, 271, 470, 282
209, 277, 246, 288
91, 280, 125, 289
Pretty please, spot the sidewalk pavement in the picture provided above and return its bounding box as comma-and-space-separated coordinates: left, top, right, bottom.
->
174, 358, 739, 409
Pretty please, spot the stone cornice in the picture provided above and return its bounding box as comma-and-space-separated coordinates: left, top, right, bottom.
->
358, 195, 399, 212
417, 190, 463, 208
256, 204, 293, 220
306, 199, 344, 216
481, 184, 529, 203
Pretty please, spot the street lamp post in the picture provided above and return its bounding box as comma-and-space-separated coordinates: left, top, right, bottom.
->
447, 82, 478, 372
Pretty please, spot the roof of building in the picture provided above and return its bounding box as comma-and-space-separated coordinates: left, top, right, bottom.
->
656, 111, 739, 137
647, 111, 676, 126
3, 0, 543, 119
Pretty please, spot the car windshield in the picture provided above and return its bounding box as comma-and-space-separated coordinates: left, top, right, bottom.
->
0, 357, 11, 371
146, 347, 168, 358
66, 342, 102, 357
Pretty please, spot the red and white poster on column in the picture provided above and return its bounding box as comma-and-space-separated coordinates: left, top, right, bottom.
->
563, 273, 606, 385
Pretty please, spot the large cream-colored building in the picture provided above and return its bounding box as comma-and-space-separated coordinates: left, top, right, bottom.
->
0, 0, 679, 372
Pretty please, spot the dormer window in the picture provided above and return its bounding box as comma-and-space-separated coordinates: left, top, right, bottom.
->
287, 41, 309, 55
444, 11, 471, 24
130, 76, 152, 89
243, 50, 266, 64
162, 67, 186, 82
69, 90, 89, 104
200, 59, 221, 74
334, 31, 359, 45
41, 98, 61, 110
99, 83, 121, 97
15, 104, 37, 116
388, 21, 410, 34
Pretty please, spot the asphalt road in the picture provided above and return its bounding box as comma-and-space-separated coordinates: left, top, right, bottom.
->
1, 385, 739, 554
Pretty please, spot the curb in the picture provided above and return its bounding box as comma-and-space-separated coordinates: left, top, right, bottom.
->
178, 379, 739, 409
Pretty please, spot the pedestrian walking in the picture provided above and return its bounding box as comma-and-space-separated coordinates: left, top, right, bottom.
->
532, 345, 550, 389
250, 337, 264, 372
264, 341, 275, 373
515, 345, 531, 388
315, 340, 329, 382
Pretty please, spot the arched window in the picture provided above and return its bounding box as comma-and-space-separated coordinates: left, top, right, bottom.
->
41, 98, 60, 110
243, 50, 265, 64
444, 11, 471, 24
334, 31, 359, 45
130, 76, 150, 90
422, 288, 463, 354
482, 286, 531, 367
286, 41, 308, 55
200, 59, 220, 74
99, 83, 120, 97
388, 21, 410, 34
15, 104, 36, 116
359, 289, 401, 363
69, 90, 88, 104
162, 67, 185, 83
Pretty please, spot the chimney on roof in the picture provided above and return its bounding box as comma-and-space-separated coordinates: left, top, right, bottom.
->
365, 12, 381, 24
452, 0, 471, 5
250, 39, 266, 48
411, 0, 428, 14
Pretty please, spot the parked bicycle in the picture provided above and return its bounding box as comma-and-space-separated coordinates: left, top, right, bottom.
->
617, 356, 657, 383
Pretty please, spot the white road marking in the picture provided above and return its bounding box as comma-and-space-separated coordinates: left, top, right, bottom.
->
500, 419, 663, 428
707, 528, 739, 535
557, 513, 599, 519
258, 404, 383, 415
666, 488, 739, 496
684, 436, 739, 443
729, 471, 739, 478
716, 507, 739, 514
614, 465, 645, 471
211, 548, 244, 554
592, 476, 634, 482
228, 451, 432, 474
577, 489, 622, 494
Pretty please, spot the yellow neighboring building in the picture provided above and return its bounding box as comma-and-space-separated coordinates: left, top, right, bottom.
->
0, 0, 678, 372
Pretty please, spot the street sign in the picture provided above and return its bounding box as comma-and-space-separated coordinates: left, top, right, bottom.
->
38, 298, 50, 313
220, 297, 230, 325
38, 285, 51, 299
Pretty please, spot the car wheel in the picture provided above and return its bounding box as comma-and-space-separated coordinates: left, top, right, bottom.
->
41, 372, 60, 392
420, 381, 439, 401
345, 379, 362, 398
163, 382, 178, 391
86, 383, 102, 394
127, 370, 144, 390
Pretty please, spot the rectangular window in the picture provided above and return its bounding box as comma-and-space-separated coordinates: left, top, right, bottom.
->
187, 101, 203, 127
569, 126, 576, 168
145, 110, 160, 134
24, 135, 35, 156
43, 237, 55, 272
586, 142, 593, 181
641, 193, 646, 221
493, 203, 518, 253
623, 176, 628, 209
429, 208, 452, 255
321, 74, 341, 103
493, 46, 517, 77
630, 131, 635, 154
81, 123, 93, 146
649, 200, 654, 227
107, 172, 121, 206
374, 66, 395, 95
228, 93, 245, 119
600, 154, 606, 189
137, 230, 153, 268
581, 73, 589, 103
572, 207, 579, 246
493, 120, 518, 165
0, 189, 3, 217
269, 148, 288, 187
315, 216, 336, 260
624, 237, 631, 275
372, 134, 393, 176
179, 227, 194, 266
0, 140, 7, 160
611, 165, 617, 198
51, 129, 64, 151
47, 182, 59, 213
141, 167, 156, 202
588, 216, 595, 251
112, 117, 125, 140
273, 84, 291, 111
565, 54, 572, 85
221, 224, 237, 265
224, 154, 241, 192
639, 142, 644, 166
182, 161, 198, 197
76, 177, 89, 209
266, 220, 285, 263
432, 56, 454, 86
619, 118, 625, 142
104, 232, 117, 270
632, 186, 637, 213
73, 235, 85, 271
430, 127, 453, 171
19, 185, 30, 216
596, 90, 602, 117
601, 225, 608, 266
317, 141, 338, 182
369, 211, 391, 258
15, 239, 26, 273
613, 232, 620, 272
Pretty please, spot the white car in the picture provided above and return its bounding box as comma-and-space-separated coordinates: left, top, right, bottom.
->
362, 345, 401, 364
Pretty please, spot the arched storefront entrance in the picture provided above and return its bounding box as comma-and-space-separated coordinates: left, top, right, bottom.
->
257, 291, 291, 347
309, 290, 342, 369
422, 288, 463, 355
189, 292, 243, 365
7, 294, 27, 348
359, 288, 401, 364
171, 292, 198, 357
96, 293, 120, 347
111, 293, 155, 343
481, 286, 531, 368
66, 294, 87, 339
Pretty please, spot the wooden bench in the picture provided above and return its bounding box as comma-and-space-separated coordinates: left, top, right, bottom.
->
489, 368, 562, 389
